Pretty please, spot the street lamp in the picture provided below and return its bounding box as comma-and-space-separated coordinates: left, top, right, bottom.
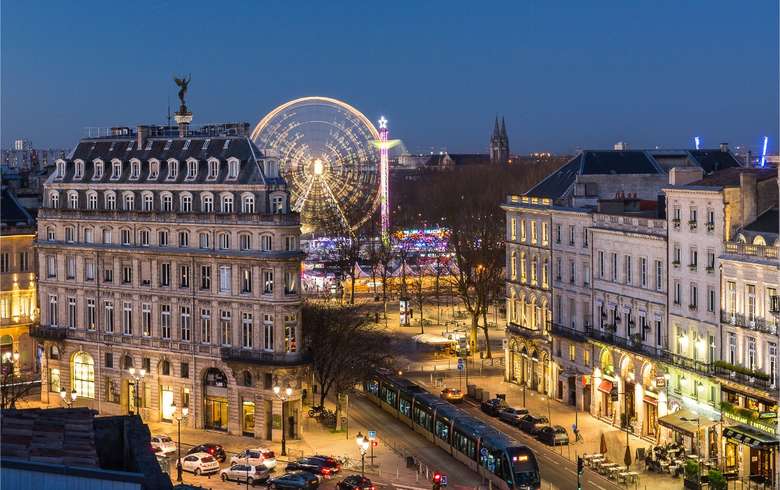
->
172, 401, 189, 483
127, 367, 146, 417
681, 416, 702, 485
355, 431, 369, 477
273, 380, 294, 456
59, 387, 77, 408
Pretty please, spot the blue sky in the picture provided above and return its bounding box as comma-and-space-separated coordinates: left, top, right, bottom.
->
2, 1, 777, 154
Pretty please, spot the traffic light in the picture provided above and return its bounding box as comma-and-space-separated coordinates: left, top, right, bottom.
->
577, 456, 584, 475
432, 471, 442, 490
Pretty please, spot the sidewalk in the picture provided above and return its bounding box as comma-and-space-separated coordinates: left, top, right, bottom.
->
427, 373, 684, 490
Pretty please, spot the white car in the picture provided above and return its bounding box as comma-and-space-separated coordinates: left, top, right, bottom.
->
230, 447, 277, 470
220, 464, 271, 485
177, 452, 220, 475
150, 435, 177, 455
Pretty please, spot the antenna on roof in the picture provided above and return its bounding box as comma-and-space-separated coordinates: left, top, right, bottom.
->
166, 96, 171, 127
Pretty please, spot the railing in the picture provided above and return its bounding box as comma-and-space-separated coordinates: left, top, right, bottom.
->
29, 326, 67, 340
220, 347, 308, 366
661, 351, 714, 376
724, 242, 779, 259
550, 323, 587, 342
38, 208, 300, 227
721, 311, 778, 335
715, 366, 774, 391
588, 328, 665, 358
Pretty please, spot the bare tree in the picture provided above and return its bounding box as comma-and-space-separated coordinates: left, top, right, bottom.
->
0, 366, 38, 409
303, 303, 392, 411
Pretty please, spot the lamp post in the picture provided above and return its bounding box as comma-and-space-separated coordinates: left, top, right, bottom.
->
127, 367, 146, 417
172, 401, 189, 483
355, 431, 369, 477
273, 380, 294, 456
59, 387, 77, 408
681, 416, 701, 485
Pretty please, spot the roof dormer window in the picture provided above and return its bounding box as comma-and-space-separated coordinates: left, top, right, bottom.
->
110, 160, 122, 180
144, 139, 153, 151
227, 159, 239, 180
164, 139, 172, 150
185, 159, 198, 180
126, 141, 134, 151
148, 160, 159, 180
55, 160, 66, 180
183, 139, 191, 150
207, 159, 219, 180
74, 160, 84, 180
129, 160, 140, 180
93, 161, 104, 180
166, 160, 178, 181
203, 138, 211, 150
223, 139, 231, 150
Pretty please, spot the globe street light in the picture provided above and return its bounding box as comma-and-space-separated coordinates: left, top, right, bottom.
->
355, 431, 369, 477
172, 401, 189, 483
273, 380, 294, 456
59, 387, 77, 408
127, 367, 146, 418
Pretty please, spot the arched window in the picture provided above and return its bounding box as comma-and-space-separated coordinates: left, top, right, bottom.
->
219, 233, 230, 250
72, 352, 95, 398
241, 194, 255, 213
242, 371, 253, 387
207, 159, 219, 180
104, 191, 116, 210
87, 192, 98, 210
55, 160, 66, 179
221, 194, 234, 213
160, 359, 171, 376
129, 159, 141, 180
74, 160, 84, 179
49, 191, 60, 209
148, 160, 160, 180
166, 159, 178, 180
204, 368, 227, 387
201, 193, 214, 213
93, 160, 104, 180
199, 232, 211, 249
46, 226, 55, 241
161, 193, 173, 212
753, 235, 767, 246
142, 192, 154, 211
67, 191, 79, 209
123, 192, 135, 211
110, 160, 122, 180
123, 355, 133, 370
186, 159, 198, 180
180, 193, 193, 213
227, 158, 239, 180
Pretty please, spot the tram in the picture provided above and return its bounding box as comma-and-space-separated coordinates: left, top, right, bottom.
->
364, 371, 541, 490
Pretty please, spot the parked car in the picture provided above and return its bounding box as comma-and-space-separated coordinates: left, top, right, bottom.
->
231, 448, 277, 469
537, 425, 569, 446
285, 457, 338, 477
480, 397, 509, 416
150, 434, 177, 455
267, 471, 320, 490
440, 388, 465, 403
177, 452, 220, 476
337, 475, 375, 490
187, 443, 227, 462
309, 455, 341, 474
497, 407, 528, 425
220, 464, 271, 485
517, 414, 550, 435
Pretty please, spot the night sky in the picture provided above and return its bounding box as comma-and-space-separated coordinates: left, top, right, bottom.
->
2, 1, 777, 154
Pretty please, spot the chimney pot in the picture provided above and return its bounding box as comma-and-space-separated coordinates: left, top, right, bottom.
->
720, 142, 729, 152
137, 125, 150, 149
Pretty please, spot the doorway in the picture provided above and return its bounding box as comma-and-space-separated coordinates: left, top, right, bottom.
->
242, 400, 255, 437
160, 387, 174, 421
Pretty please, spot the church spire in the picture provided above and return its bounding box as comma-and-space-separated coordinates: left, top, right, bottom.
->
492, 116, 500, 140
501, 117, 508, 141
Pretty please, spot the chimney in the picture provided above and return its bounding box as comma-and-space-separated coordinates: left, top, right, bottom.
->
740, 171, 758, 226
720, 142, 729, 153
669, 167, 704, 186
137, 125, 150, 149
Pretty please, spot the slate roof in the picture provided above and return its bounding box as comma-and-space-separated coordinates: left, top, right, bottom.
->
686, 167, 776, 188
743, 208, 778, 235
53, 133, 270, 186
526, 149, 744, 201
1, 408, 100, 468
0, 187, 34, 228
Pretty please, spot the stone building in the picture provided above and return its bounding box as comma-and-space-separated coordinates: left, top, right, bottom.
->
0, 188, 38, 377
32, 121, 307, 442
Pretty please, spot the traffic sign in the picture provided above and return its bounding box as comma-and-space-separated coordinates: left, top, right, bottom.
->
457, 358, 464, 371
368, 430, 376, 440
480, 447, 488, 457
440, 475, 448, 486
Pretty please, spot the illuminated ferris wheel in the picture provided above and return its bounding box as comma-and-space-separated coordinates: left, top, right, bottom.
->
251, 96, 384, 235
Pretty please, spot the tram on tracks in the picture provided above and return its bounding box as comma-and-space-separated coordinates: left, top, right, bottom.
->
364, 370, 541, 490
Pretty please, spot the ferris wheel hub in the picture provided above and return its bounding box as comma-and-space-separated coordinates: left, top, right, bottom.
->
313, 158, 324, 176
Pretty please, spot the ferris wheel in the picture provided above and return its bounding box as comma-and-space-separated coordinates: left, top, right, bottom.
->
251, 96, 383, 235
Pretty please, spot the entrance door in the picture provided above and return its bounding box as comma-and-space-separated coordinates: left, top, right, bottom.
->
161, 388, 174, 421
242, 401, 255, 437
128, 381, 137, 415
204, 397, 228, 431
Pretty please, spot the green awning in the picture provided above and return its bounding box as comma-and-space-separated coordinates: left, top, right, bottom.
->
723, 424, 780, 449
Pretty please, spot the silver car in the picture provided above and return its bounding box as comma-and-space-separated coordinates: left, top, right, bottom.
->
498, 407, 528, 425
220, 464, 270, 485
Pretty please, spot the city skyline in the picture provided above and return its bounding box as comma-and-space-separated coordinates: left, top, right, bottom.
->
2, 1, 778, 154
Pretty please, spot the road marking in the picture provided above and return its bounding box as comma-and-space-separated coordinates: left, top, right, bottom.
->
392, 485, 431, 490
588, 481, 607, 490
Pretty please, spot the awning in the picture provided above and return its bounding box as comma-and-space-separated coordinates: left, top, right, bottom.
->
723, 424, 780, 449
643, 395, 658, 406
658, 409, 718, 437
598, 379, 613, 394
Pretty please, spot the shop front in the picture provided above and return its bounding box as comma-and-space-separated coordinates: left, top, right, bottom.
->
242, 400, 255, 437
203, 368, 229, 431
658, 408, 719, 457
722, 424, 779, 486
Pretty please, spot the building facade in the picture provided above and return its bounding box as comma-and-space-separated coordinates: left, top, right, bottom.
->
33, 122, 307, 442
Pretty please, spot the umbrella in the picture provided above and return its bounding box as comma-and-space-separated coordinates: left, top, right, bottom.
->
624, 445, 632, 469
600, 433, 607, 454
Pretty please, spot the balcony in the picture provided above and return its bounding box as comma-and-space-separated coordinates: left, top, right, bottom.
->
721, 311, 778, 335
672, 218, 681, 229
29, 326, 67, 341
724, 242, 779, 260
706, 222, 715, 232
715, 364, 773, 392
660, 351, 714, 376
220, 347, 308, 366
507, 322, 550, 341
38, 208, 300, 227
688, 220, 697, 231
550, 323, 588, 342
588, 328, 665, 358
